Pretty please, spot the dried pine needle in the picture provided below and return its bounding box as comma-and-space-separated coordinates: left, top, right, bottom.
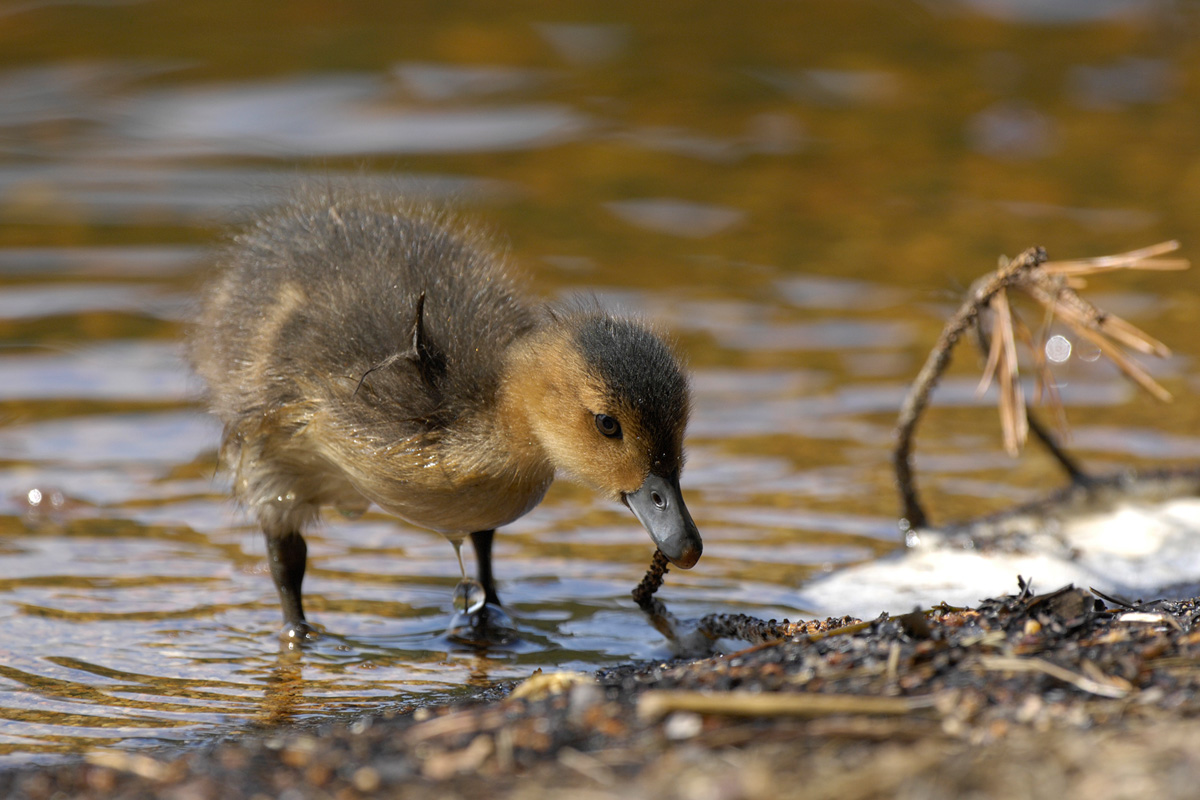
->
1042, 240, 1187, 275
979, 242, 1182, 452
894, 240, 1188, 528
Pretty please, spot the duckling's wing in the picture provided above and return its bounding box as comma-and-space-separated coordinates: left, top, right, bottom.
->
351, 291, 448, 425
192, 190, 539, 446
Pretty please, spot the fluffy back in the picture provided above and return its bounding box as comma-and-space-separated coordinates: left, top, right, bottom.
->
188, 188, 540, 440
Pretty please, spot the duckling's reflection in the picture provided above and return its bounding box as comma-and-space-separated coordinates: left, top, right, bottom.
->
258, 620, 515, 727
259, 645, 305, 727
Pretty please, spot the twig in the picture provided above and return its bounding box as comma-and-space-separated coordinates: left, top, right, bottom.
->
633, 550, 864, 649
893, 247, 1048, 530
85, 751, 172, 781
631, 549, 670, 608
1025, 413, 1089, 483
637, 689, 936, 721
631, 550, 681, 640
894, 241, 1183, 530
974, 312, 1090, 483
975, 655, 1129, 699
692, 613, 797, 644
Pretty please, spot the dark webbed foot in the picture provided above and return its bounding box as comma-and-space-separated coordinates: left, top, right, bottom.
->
447, 602, 517, 646
280, 619, 321, 648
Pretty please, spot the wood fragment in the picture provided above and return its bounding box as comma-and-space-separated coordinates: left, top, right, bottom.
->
892, 247, 1051, 528
1042, 240, 1184, 274
509, 671, 595, 701
975, 655, 1129, 699
557, 747, 616, 786
84, 751, 172, 781
1119, 611, 1183, 631
638, 690, 936, 722
420, 734, 493, 781
406, 708, 506, 743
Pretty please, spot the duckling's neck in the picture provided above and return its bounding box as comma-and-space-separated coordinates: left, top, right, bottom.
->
494, 313, 680, 502
493, 326, 574, 472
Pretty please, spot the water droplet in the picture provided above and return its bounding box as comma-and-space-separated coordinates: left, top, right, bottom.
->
452, 579, 486, 614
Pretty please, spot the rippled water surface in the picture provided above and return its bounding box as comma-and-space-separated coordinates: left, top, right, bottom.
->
4, 0, 1200, 764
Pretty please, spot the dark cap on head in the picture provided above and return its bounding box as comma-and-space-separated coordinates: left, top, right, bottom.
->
575, 314, 690, 476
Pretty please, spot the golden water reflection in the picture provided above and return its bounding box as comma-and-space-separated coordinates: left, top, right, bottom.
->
2, 0, 1200, 764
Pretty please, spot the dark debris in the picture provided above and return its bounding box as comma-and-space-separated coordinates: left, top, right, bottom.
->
7, 581, 1200, 799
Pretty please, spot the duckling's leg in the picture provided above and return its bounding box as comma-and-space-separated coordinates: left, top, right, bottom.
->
446, 529, 515, 645
469, 529, 501, 607
265, 528, 312, 639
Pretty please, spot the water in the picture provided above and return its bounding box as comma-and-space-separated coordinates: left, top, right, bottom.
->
3, 0, 1200, 765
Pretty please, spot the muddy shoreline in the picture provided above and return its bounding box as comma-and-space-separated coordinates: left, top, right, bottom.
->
5, 581, 1200, 799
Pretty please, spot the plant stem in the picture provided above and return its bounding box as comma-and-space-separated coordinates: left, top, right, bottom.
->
893, 246, 1047, 530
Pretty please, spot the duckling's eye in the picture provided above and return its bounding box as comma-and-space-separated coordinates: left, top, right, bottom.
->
594, 413, 622, 439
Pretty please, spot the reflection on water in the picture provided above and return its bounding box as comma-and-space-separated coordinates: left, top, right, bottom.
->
961, 0, 1152, 24
0, 166, 509, 225
2, 0, 1200, 767
606, 198, 747, 238
119, 78, 587, 157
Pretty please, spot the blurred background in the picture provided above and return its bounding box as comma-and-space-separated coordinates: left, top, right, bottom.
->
2, 0, 1200, 764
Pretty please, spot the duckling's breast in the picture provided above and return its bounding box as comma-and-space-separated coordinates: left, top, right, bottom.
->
315, 420, 556, 536
368, 460, 554, 537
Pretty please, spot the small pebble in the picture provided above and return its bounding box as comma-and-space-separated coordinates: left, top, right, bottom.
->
663, 711, 703, 740
352, 766, 381, 792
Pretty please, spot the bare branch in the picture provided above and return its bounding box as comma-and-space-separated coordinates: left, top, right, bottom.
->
893, 241, 1186, 530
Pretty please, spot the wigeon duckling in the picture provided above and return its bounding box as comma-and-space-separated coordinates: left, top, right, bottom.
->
188, 190, 701, 642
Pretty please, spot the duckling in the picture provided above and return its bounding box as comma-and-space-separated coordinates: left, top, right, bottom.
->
188, 189, 702, 641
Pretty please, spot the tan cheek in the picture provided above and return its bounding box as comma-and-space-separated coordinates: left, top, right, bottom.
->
540, 366, 650, 494
563, 421, 640, 494
612, 460, 648, 493
607, 429, 651, 493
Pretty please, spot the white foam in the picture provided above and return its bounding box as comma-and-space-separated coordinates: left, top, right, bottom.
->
797, 496, 1200, 618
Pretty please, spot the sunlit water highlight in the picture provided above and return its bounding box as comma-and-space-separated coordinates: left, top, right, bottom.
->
3, 0, 1200, 766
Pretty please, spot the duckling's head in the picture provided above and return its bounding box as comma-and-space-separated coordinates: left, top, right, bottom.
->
504, 311, 702, 569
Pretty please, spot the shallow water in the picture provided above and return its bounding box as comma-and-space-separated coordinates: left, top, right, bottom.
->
3, 0, 1200, 765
